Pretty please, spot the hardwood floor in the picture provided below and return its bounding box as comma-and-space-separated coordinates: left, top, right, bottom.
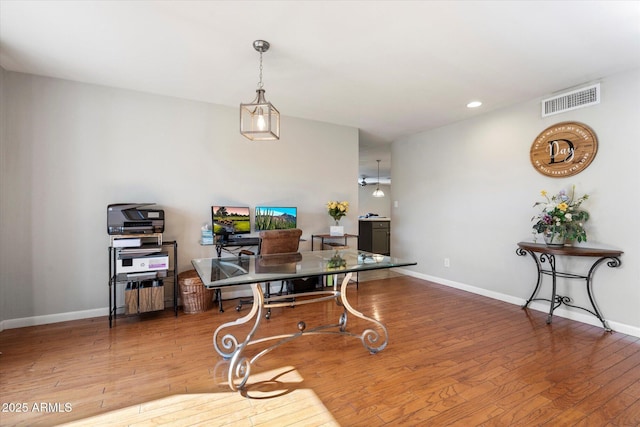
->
1, 273, 639, 426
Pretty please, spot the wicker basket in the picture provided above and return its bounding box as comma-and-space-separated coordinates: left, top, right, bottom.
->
178, 270, 214, 314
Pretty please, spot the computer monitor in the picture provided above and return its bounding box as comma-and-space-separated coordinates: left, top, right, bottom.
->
211, 206, 251, 236
255, 206, 297, 231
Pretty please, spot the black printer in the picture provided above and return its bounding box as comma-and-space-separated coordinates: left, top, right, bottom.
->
107, 203, 164, 235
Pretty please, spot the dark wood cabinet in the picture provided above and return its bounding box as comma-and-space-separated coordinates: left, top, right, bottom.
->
358, 220, 390, 255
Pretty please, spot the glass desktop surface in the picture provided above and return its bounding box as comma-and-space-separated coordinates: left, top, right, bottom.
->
191, 249, 417, 289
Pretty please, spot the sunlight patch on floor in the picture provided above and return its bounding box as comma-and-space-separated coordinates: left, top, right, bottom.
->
58, 366, 339, 426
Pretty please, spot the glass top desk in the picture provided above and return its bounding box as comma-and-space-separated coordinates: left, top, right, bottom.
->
192, 249, 416, 391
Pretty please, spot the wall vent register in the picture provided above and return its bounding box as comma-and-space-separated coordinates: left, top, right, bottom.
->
541, 83, 600, 117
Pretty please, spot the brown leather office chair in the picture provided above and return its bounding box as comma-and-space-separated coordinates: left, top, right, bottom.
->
258, 228, 302, 255
236, 228, 303, 318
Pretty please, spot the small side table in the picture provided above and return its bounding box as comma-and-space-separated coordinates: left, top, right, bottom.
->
516, 242, 623, 331
312, 234, 360, 288
311, 234, 358, 251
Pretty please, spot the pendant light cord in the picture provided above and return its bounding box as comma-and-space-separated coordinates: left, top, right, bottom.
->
257, 52, 264, 90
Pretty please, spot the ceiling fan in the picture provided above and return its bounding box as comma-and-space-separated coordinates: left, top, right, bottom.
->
359, 176, 368, 186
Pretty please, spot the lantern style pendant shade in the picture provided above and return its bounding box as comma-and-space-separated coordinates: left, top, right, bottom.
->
240, 89, 280, 140
240, 40, 280, 141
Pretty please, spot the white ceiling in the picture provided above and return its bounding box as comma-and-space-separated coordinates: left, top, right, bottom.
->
1, 1, 639, 182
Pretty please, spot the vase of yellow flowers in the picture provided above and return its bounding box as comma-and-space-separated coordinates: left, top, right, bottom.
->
531, 186, 589, 246
327, 201, 349, 236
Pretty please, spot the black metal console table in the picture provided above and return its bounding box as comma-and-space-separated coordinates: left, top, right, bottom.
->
516, 242, 623, 331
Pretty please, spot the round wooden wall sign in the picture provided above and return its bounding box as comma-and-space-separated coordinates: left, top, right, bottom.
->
530, 121, 598, 177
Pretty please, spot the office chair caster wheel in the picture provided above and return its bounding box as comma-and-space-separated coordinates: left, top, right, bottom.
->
265, 310, 271, 320
236, 305, 241, 312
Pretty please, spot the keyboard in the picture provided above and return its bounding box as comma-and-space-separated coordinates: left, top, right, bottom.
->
224, 237, 261, 246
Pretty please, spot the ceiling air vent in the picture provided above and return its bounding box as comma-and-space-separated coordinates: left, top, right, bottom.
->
541, 83, 600, 117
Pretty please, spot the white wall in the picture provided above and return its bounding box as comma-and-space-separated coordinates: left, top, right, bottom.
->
0, 71, 359, 327
358, 183, 391, 218
0, 66, 6, 324
392, 68, 640, 335
3, 68, 639, 336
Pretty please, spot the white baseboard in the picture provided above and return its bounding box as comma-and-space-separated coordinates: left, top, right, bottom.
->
0, 307, 109, 331
2, 273, 638, 338
0, 287, 256, 332
394, 267, 640, 338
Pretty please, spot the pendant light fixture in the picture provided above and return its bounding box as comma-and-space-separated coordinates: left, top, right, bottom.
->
372, 160, 385, 198
240, 40, 280, 141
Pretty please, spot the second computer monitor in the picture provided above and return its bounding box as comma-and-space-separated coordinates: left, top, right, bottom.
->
255, 206, 297, 231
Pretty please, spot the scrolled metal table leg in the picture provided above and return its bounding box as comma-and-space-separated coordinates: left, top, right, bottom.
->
585, 257, 621, 332
517, 248, 542, 308
212, 283, 265, 390
225, 283, 266, 391
543, 253, 557, 324
339, 272, 389, 354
